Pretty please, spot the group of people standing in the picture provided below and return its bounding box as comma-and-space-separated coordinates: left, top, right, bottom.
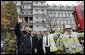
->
15, 18, 43, 54
14, 18, 84, 54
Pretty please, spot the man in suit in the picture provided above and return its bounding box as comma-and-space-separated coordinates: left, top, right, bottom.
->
43, 29, 50, 54
15, 18, 32, 54
34, 31, 43, 54
43, 29, 57, 54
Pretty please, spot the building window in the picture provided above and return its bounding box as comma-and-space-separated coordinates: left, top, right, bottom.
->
70, 20, 72, 24
22, 12, 24, 14
57, 13, 60, 17
26, 12, 28, 14
49, 12, 52, 15
61, 6, 64, 8
36, 9, 38, 11
25, 17, 28, 23
29, 17, 33, 21
53, 12, 56, 15
36, 25, 39, 27
68, 6, 70, 9
61, 13, 63, 17
26, 5, 28, 7
15, 2, 17, 4
23, 6, 24, 8
36, 17, 39, 19
36, 2, 38, 4
65, 13, 67, 17
41, 2, 43, 4
67, 20, 68, 24
30, 12, 32, 14
36, 21, 39, 23
29, 25, 33, 29
68, 13, 70, 17
42, 17, 44, 19
66, 7, 68, 9
41, 9, 44, 12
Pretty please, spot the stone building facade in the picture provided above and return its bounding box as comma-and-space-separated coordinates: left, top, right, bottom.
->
1, 1, 77, 31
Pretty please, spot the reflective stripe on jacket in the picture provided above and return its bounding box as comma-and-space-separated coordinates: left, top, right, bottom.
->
49, 34, 58, 52
43, 34, 58, 53
61, 32, 83, 54
53, 32, 64, 51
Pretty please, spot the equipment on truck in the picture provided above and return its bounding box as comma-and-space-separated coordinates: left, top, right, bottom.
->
73, 5, 84, 45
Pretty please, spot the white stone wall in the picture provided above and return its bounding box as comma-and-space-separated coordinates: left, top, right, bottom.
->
14, 1, 76, 31
33, 1, 46, 6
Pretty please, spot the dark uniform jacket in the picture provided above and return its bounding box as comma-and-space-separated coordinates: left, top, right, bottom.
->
15, 23, 32, 54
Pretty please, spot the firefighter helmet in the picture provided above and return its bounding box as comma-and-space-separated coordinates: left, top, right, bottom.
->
65, 25, 71, 29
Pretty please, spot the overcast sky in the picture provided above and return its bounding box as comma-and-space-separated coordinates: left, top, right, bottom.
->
46, 1, 79, 6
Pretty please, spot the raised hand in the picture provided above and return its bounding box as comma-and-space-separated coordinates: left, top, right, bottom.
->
18, 18, 24, 23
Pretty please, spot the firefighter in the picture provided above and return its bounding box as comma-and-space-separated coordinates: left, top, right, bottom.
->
53, 26, 66, 54
60, 25, 84, 54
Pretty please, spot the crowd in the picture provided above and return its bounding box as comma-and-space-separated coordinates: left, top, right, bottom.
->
14, 18, 84, 54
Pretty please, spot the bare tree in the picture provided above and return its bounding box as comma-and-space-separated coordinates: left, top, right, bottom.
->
42, 14, 57, 31
42, 13, 65, 32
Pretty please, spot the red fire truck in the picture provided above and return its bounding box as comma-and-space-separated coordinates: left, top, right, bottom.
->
73, 5, 84, 45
